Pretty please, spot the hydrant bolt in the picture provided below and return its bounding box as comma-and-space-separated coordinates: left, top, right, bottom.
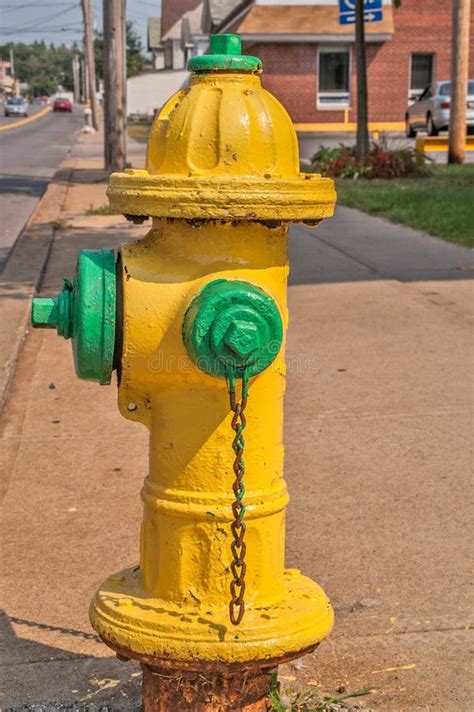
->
223, 321, 260, 360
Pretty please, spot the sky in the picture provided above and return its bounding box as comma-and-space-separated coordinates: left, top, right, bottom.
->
0, 0, 162, 53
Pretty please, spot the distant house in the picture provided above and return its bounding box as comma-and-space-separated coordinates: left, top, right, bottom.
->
214, 0, 474, 127
161, 0, 203, 69
147, 17, 165, 70
160, 0, 242, 69
203, 0, 242, 32
0, 60, 13, 99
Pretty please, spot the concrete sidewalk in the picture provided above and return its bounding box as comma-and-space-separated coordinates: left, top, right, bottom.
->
0, 129, 473, 711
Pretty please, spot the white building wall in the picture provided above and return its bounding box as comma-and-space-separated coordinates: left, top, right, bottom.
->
127, 71, 189, 117
172, 39, 185, 69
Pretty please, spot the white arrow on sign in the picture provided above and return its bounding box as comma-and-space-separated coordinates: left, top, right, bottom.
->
341, 10, 380, 22
342, 0, 381, 10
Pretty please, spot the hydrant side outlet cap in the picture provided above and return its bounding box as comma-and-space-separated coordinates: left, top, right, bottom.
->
31, 249, 117, 385
188, 34, 262, 73
183, 279, 283, 379
72, 249, 117, 384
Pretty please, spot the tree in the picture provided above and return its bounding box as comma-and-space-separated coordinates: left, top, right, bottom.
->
94, 20, 145, 81
0, 41, 78, 96
355, 0, 402, 159
448, 0, 471, 164
355, 0, 369, 159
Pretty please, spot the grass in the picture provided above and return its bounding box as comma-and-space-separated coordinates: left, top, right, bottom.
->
268, 680, 374, 711
128, 122, 151, 143
86, 203, 118, 216
335, 164, 474, 247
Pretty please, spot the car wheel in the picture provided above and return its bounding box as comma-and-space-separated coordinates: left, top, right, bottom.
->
427, 113, 439, 136
405, 116, 416, 138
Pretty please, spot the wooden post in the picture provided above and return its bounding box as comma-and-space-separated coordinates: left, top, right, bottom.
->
355, 0, 369, 159
72, 54, 80, 105
81, 58, 88, 103
448, 0, 471, 164
103, 0, 127, 171
80, 0, 99, 130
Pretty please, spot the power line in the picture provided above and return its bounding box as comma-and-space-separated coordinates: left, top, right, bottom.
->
1, 23, 83, 36
0, 28, 82, 36
0, 2, 78, 7
1, 4, 78, 33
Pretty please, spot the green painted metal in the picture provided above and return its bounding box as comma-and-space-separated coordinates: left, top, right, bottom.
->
188, 34, 262, 73
31, 248, 117, 384
31, 278, 73, 338
183, 279, 283, 379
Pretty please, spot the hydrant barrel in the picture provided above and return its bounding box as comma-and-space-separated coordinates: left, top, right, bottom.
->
89, 33, 336, 673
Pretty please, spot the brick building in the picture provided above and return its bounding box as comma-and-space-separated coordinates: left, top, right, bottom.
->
217, 0, 474, 127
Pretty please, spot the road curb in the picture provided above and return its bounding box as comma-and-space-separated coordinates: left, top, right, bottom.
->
0, 163, 74, 413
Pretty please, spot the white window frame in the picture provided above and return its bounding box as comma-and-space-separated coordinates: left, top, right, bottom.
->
408, 52, 436, 103
317, 45, 352, 110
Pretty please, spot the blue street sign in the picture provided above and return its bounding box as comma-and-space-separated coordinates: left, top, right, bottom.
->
339, 0, 383, 25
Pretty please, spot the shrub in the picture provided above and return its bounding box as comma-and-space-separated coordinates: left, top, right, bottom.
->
310, 140, 432, 179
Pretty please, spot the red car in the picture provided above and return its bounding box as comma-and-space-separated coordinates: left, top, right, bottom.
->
53, 97, 73, 113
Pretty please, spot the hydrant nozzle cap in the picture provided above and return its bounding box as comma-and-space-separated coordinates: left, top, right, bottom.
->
183, 279, 283, 380
31, 249, 117, 385
187, 33, 262, 73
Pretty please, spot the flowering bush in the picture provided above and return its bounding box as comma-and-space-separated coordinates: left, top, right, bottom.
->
310, 141, 432, 179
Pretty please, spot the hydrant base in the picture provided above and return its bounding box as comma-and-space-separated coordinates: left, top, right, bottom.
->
89, 566, 333, 664
141, 661, 276, 711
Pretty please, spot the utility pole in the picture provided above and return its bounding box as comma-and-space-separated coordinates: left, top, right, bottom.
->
72, 54, 80, 104
448, 0, 471, 164
9, 46, 14, 77
103, 0, 127, 171
80, 0, 99, 130
355, 0, 369, 159
81, 58, 88, 103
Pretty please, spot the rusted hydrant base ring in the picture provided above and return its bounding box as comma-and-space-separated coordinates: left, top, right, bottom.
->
110, 640, 318, 711
141, 662, 275, 711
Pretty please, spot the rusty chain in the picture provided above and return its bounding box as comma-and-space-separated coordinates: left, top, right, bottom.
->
226, 367, 249, 626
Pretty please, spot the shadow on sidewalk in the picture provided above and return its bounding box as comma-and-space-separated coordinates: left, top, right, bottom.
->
0, 610, 142, 710
53, 168, 109, 185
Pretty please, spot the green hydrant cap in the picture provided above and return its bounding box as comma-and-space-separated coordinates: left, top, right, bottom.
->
183, 279, 283, 379
31, 249, 117, 384
187, 34, 262, 73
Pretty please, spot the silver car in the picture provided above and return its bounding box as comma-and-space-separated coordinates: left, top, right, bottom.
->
4, 96, 28, 117
405, 80, 474, 137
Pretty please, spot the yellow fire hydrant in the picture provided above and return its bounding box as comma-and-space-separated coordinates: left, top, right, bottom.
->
32, 34, 336, 710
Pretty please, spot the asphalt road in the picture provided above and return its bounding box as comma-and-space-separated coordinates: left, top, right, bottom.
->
0, 105, 83, 271
0, 102, 44, 128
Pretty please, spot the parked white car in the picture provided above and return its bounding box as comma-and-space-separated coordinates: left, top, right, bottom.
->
405, 80, 474, 137
4, 96, 28, 117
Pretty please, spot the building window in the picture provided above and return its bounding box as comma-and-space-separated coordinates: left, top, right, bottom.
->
410, 53, 434, 100
317, 46, 350, 109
